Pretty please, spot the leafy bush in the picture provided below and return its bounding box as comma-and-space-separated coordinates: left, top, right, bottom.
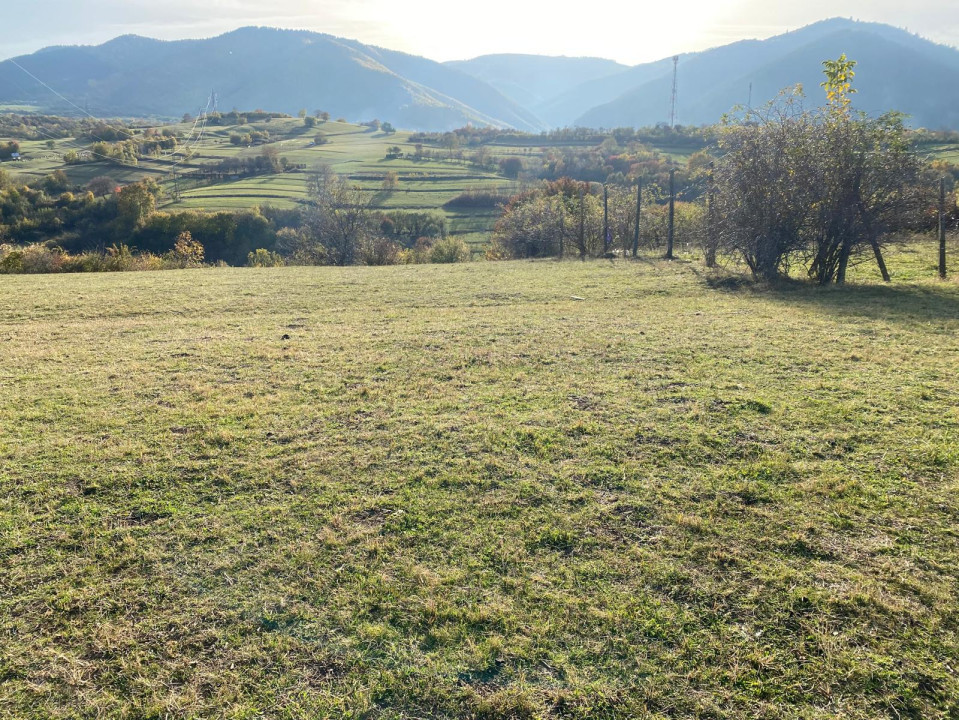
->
3, 244, 63, 273
104, 244, 165, 272
429, 237, 471, 263
360, 237, 401, 266
247, 248, 284, 267
0, 242, 185, 274
166, 231, 205, 268
491, 183, 603, 259
399, 237, 435, 264
0, 245, 24, 273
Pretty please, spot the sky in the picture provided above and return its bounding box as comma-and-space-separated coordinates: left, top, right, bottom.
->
3, 0, 957, 64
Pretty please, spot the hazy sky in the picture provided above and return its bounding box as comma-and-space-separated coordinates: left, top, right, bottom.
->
3, 0, 957, 64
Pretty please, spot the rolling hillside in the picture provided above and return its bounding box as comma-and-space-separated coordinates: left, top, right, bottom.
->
0, 28, 541, 132
448, 19, 959, 130
446, 54, 627, 119
576, 19, 959, 129
3, 19, 959, 131
2, 115, 534, 253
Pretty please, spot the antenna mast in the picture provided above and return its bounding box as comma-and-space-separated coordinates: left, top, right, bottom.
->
669, 56, 679, 128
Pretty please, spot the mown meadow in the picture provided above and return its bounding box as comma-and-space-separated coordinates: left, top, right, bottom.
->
1, 241, 957, 718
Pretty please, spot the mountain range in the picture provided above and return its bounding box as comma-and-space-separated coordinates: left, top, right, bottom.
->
1, 18, 957, 131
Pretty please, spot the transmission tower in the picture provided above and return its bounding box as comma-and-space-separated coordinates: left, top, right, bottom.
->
669, 56, 679, 128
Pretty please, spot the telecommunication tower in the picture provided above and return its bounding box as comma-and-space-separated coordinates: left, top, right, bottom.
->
669, 56, 679, 128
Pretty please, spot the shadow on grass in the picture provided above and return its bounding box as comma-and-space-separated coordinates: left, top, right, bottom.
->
371, 189, 396, 207
705, 272, 959, 325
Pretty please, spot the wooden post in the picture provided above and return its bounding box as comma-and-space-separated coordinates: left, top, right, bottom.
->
578, 182, 586, 260
666, 169, 675, 259
603, 184, 609, 254
632, 180, 642, 258
940, 177, 948, 280
553, 202, 563, 260
557, 209, 564, 260
705, 162, 717, 268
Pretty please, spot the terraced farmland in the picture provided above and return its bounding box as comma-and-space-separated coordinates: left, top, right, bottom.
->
5, 116, 958, 253
6, 118, 521, 248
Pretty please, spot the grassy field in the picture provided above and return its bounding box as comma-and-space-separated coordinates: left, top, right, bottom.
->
1, 240, 957, 718
925, 143, 959, 164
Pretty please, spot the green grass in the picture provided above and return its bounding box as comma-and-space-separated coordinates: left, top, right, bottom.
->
0, 104, 42, 112
1, 240, 957, 718
921, 143, 959, 164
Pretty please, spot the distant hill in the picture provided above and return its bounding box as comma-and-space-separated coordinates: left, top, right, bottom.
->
445, 54, 626, 119
573, 19, 959, 129
3, 19, 958, 131
0, 28, 543, 132
447, 18, 959, 130
533, 57, 681, 129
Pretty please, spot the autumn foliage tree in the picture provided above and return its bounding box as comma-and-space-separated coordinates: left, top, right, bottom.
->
713, 56, 925, 283
304, 167, 382, 266
168, 231, 205, 267
807, 55, 923, 284
490, 179, 603, 259
116, 179, 161, 231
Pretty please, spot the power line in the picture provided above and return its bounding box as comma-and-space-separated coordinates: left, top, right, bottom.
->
6, 56, 209, 178
168, 90, 217, 201
158, 92, 213, 160
184, 92, 216, 154
7, 58, 106, 123
6, 58, 135, 148
17, 124, 140, 168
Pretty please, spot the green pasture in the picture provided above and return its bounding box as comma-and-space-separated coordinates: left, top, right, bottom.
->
1, 239, 957, 718
0, 104, 42, 113
925, 142, 959, 164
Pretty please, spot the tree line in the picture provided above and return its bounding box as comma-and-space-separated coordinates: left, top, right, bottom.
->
0, 164, 466, 271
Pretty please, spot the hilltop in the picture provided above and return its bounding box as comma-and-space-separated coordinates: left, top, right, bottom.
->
0, 28, 542, 132
2, 19, 959, 130
571, 19, 959, 129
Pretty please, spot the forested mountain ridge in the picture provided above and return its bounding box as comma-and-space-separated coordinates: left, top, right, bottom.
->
458, 19, 959, 129
0, 28, 543, 132
573, 19, 959, 129
2, 19, 958, 130
445, 54, 628, 119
